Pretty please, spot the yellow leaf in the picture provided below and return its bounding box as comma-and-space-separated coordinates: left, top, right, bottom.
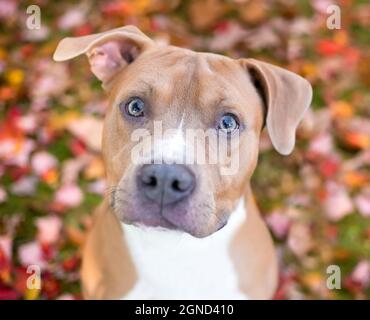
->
48, 111, 80, 131
302, 63, 317, 78
301, 272, 323, 290
132, 0, 151, 12
25, 288, 41, 300
6, 69, 24, 86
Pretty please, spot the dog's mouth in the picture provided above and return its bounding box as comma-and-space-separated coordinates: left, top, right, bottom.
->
121, 206, 192, 234
119, 205, 230, 238
121, 212, 179, 231
111, 177, 224, 237
113, 193, 187, 232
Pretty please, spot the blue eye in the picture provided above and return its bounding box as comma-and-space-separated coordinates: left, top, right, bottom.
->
218, 113, 240, 134
122, 97, 145, 117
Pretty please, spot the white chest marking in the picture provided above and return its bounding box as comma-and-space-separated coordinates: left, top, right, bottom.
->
121, 199, 248, 300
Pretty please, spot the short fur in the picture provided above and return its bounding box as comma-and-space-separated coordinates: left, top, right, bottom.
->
54, 26, 312, 300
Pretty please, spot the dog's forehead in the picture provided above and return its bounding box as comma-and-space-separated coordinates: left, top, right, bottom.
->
141, 46, 241, 80
112, 46, 256, 114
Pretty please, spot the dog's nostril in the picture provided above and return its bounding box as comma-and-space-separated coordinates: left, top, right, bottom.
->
172, 179, 190, 192
143, 175, 157, 187
172, 180, 181, 192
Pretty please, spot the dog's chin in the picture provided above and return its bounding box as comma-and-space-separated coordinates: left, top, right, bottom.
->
120, 210, 228, 239
121, 215, 179, 231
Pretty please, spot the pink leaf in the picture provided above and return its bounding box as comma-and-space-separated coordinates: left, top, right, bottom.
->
36, 216, 62, 245
354, 191, 370, 217
57, 293, 76, 300
57, 8, 86, 31
351, 260, 370, 288
67, 116, 103, 152
266, 211, 291, 239
324, 181, 354, 221
87, 179, 107, 195
55, 183, 83, 208
0, 0, 16, 19
18, 241, 46, 269
287, 222, 313, 257
31, 151, 57, 176
309, 133, 333, 155
0, 235, 12, 260
10, 176, 37, 196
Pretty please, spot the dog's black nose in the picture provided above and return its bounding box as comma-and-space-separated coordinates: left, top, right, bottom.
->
138, 164, 195, 206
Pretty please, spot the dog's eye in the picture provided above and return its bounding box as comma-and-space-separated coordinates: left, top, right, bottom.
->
121, 97, 145, 117
217, 113, 240, 134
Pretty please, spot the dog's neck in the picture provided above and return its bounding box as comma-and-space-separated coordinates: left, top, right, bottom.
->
120, 198, 248, 299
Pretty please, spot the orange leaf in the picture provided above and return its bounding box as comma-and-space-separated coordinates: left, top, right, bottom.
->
316, 40, 344, 56
41, 168, 59, 185
344, 132, 370, 149
342, 171, 369, 188
84, 157, 105, 180
330, 101, 353, 119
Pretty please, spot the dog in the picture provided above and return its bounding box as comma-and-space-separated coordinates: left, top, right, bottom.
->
53, 25, 312, 300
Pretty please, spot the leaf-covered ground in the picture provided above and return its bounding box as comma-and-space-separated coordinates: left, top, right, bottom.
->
0, 0, 369, 299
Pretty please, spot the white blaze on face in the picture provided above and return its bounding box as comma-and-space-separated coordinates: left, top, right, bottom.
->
152, 113, 186, 164
130, 116, 187, 166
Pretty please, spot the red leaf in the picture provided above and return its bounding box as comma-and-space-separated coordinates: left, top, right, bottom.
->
42, 272, 61, 299
318, 158, 340, 178
62, 255, 80, 272
73, 24, 93, 37
316, 40, 344, 56
0, 286, 19, 300
69, 138, 87, 156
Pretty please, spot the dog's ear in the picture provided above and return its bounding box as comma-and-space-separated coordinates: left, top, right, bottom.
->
241, 59, 312, 155
53, 25, 154, 87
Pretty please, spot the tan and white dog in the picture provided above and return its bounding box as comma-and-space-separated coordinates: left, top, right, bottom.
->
53, 25, 312, 300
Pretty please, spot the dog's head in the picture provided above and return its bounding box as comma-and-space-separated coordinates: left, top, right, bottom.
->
54, 26, 312, 238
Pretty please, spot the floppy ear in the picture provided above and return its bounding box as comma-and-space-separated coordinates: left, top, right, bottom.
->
241, 59, 313, 155
53, 25, 154, 87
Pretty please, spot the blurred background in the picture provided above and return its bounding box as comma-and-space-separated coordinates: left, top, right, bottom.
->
0, 0, 369, 300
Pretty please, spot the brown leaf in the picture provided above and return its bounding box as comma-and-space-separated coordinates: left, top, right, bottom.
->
188, 0, 228, 30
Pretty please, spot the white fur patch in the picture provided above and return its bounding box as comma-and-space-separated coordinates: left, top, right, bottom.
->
121, 198, 248, 300
152, 117, 186, 164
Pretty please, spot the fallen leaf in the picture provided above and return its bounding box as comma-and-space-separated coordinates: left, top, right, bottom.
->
67, 116, 103, 152
323, 181, 354, 221
36, 216, 63, 245
54, 184, 84, 208
287, 221, 314, 257
18, 242, 46, 269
